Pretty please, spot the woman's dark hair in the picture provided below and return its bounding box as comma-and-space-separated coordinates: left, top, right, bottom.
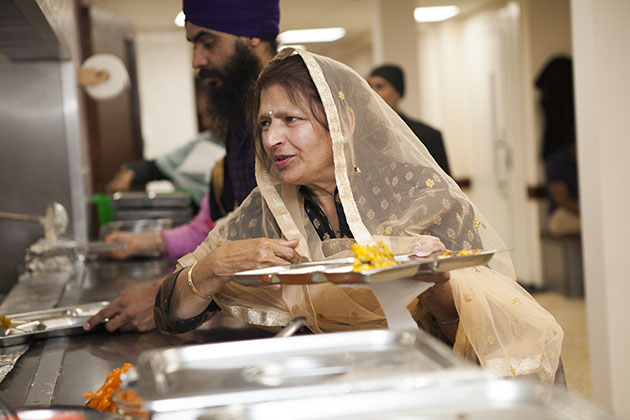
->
249, 49, 328, 162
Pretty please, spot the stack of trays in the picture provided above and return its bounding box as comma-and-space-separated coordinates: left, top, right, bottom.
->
229, 249, 499, 285
112, 192, 193, 226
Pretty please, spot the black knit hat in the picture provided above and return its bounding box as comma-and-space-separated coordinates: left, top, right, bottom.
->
369, 64, 405, 97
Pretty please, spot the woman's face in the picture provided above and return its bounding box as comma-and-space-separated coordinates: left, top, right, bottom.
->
258, 84, 335, 191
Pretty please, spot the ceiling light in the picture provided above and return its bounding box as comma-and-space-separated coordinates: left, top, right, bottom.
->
174, 11, 185, 27
414, 6, 460, 23
278, 28, 346, 44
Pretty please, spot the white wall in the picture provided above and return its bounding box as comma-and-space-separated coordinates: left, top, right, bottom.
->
372, 0, 422, 119
571, 0, 630, 417
135, 30, 197, 160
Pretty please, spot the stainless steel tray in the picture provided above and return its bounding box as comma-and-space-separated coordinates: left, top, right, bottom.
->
112, 191, 191, 209
227, 379, 617, 420
230, 250, 499, 285
135, 329, 481, 414
0, 301, 109, 347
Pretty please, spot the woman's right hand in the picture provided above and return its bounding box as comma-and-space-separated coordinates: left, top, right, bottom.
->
206, 237, 300, 276
105, 231, 165, 259
169, 238, 299, 320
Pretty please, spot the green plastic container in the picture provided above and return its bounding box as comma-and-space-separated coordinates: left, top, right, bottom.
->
91, 193, 114, 226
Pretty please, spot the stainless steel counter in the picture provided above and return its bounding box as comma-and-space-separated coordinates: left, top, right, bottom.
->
0, 258, 274, 409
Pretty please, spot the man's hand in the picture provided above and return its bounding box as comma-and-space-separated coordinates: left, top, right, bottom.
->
83, 284, 160, 332
105, 168, 134, 194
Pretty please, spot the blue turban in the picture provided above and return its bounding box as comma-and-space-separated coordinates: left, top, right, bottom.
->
183, 0, 280, 40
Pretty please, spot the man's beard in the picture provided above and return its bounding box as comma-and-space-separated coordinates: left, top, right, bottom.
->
198, 41, 262, 125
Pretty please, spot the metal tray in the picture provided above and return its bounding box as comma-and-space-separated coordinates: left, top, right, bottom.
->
230, 250, 499, 285
0, 301, 109, 347
225, 379, 617, 420
135, 329, 481, 414
26, 241, 128, 258
112, 191, 191, 209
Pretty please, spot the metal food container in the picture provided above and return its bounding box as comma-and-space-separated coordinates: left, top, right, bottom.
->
219, 379, 616, 420
112, 192, 191, 209
0, 301, 109, 347
230, 250, 499, 285
133, 329, 483, 418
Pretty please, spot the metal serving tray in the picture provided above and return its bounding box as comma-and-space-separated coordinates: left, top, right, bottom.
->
230, 250, 499, 285
112, 191, 191, 209
228, 379, 617, 420
135, 329, 481, 414
0, 301, 109, 347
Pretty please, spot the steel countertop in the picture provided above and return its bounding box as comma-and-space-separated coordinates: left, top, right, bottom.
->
0, 258, 274, 409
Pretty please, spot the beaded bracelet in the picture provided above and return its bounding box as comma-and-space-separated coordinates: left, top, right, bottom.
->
187, 261, 213, 300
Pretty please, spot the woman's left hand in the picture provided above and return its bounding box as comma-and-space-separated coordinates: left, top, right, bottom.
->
410, 236, 446, 257
410, 236, 450, 284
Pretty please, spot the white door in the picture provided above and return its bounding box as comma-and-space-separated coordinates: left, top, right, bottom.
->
461, 5, 537, 284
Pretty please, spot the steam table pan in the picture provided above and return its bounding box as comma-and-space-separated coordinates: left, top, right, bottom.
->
134, 328, 482, 415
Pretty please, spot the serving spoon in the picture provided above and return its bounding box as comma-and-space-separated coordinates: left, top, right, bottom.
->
0, 202, 68, 244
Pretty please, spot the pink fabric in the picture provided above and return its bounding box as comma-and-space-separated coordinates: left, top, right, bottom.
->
161, 194, 214, 259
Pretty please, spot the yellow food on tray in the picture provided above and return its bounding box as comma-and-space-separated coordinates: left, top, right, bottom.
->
0, 315, 12, 328
83, 362, 133, 412
439, 249, 480, 258
351, 241, 399, 271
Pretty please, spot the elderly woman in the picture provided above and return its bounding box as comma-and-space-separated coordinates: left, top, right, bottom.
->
155, 48, 563, 383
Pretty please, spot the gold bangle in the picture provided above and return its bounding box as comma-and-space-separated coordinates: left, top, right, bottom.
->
438, 316, 459, 326
187, 261, 213, 300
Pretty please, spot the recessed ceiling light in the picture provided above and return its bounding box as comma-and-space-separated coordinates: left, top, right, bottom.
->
278, 28, 346, 44
174, 11, 185, 27
414, 6, 460, 23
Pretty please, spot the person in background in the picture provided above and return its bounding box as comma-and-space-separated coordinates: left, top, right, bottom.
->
536, 56, 580, 235
545, 143, 579, 234
368, 64, 451, 176
105, 78, 226, 207
83, 0, 280, 333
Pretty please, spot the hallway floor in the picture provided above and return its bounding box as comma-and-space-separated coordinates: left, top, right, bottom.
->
532, 291, 591, 400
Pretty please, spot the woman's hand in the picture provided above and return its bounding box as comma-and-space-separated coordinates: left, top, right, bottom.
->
169, 238, 299, 320
203, 238, 300, 277
410, 237, 458, 341
410, 236, 449, 284
410, 236, 446, 257
105, 231, 165, 259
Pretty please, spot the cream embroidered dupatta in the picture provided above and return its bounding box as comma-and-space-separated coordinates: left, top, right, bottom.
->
178, 49, 563, 383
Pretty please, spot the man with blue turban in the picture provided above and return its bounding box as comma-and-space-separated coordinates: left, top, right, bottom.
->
183, 0, 280, 220
85, 0, 280, 333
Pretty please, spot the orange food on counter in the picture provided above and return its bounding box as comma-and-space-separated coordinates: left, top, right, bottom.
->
83, 362, 133, 412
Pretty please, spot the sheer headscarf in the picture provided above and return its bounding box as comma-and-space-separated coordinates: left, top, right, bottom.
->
179, 48, 563, 383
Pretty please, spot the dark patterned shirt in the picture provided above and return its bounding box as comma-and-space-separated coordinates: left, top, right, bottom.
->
209, 122, 257, 220
300, 186, 353, 240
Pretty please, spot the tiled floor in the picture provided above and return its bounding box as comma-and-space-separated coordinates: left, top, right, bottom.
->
532, 291, 591, 400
